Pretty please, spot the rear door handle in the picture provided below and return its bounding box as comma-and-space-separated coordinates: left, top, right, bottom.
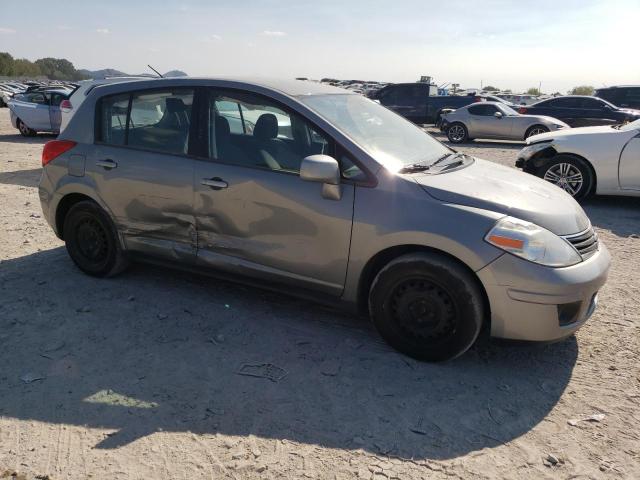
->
96, 159, 118, 170
201, 177, 228, 189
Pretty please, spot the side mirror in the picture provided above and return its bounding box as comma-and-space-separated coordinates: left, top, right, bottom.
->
300, 155, 341, 200
494, 111, 503, 119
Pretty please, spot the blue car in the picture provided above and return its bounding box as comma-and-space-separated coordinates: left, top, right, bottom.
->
518, 95, 640, 128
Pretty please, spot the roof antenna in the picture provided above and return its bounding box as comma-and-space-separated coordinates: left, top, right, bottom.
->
148, 65, 164, 78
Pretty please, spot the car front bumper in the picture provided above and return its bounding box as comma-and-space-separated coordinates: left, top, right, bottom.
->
477, 243, 610, 341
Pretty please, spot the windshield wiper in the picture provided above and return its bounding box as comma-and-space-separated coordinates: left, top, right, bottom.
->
398, 152, 469, 174
398, 162, 431, 173
430, 151, 468, 167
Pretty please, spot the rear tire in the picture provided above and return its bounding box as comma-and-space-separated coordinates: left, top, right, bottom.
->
63, 201, 129, 277
369, 253, 484, 362
17, 119, 36, 137
525, 124, 549, 139
447, 122, 468, 143
538, 154, 594, 199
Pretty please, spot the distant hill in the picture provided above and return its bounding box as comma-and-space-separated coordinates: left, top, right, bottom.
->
78, 68, 188, 79
163, 70, 188, 78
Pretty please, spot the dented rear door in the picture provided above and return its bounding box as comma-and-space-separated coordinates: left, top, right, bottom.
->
89, 145, 196, 262
90, 88, 197, 263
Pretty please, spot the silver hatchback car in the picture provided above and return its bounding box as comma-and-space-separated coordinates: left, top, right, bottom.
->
39, 78, 610, 361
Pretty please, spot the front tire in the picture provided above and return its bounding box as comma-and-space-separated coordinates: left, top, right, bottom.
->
447, 122, 468, 143
525, 124, 549, 139
63, 201, 129, 277
539, 155, 594, 199
17, 119, 37, 137
369, 253, 484, 362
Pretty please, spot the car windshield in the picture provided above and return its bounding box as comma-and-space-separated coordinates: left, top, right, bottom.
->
619, 118, 640, 131
300, 94, 451, 172
498, 104, 518, 115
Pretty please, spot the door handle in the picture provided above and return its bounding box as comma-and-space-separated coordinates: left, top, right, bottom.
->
96, 159, 118, 170
201, 177, 228, 189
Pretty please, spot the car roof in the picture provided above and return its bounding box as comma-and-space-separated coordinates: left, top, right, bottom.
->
90, 77, 350, 98
596, 85, 640, 89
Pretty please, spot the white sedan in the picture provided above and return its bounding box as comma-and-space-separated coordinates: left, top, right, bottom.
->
516, 119, 640, 198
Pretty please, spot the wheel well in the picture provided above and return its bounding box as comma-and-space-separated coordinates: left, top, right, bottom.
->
357, 245, 491, 329
55, 193, 95, 239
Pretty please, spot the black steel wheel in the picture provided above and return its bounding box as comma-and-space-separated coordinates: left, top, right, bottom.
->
63, 200, 129, 277
369, 252, 484, 362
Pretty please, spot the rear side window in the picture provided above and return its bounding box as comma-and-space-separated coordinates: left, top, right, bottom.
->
99, 94, 130, 146
98, 88, 194, 155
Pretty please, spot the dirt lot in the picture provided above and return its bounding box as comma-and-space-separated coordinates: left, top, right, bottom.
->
1, 111, 639, 480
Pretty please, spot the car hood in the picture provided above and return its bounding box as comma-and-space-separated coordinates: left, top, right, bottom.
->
525, 125, 616, 143
413, 158, 590, 236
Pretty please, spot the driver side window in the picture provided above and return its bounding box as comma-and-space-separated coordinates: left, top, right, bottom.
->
208, 90, 333, 174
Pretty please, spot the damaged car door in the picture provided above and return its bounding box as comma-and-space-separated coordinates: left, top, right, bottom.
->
193, 89, 355, 295
91, 88, 197, 261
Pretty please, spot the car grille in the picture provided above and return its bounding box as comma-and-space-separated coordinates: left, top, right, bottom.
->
563, 227, 599, 259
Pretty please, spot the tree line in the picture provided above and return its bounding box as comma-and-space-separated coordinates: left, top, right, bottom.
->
0, 52, 89, 80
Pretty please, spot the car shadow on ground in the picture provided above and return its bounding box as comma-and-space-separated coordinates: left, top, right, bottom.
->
0, 132, 54, 144
583, 196, 640, 237
0, 247, 578, 460
0, 168, 42, 187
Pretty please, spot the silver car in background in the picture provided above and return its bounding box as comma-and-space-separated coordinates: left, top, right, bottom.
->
38, 78, 609, 362
8, 88, 72, 136
442, 101, 569, 143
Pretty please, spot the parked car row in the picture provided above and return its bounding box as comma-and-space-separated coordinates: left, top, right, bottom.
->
0, 80, 77, 107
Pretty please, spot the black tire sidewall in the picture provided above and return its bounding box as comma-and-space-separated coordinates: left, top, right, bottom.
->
369, 253, 483, 362
64, 201, 122, 277
540, 155, 594, 199
447, 123, 467, 143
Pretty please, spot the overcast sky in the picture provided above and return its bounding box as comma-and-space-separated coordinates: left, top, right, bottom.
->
1, 0, 638, 93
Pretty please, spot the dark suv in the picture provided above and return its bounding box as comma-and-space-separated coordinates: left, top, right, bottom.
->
595, 86, 640, 110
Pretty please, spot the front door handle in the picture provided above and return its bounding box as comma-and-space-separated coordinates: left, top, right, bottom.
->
96, 159, 118, 170
201, 177, 228, 189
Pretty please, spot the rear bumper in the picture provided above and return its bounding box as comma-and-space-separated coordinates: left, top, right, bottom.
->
477, 243, 610, 341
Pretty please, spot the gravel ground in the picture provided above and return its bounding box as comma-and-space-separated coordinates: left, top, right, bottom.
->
1, 112, 639, 479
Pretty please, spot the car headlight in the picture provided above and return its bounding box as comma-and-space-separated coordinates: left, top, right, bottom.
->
485, 216, 582, 267
519, 140, 552, 159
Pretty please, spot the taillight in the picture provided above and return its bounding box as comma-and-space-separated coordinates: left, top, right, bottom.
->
60, 99, 72, 110
42, 140, 76, 166
473, 96, 484, 102
518, 107, 528, 114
